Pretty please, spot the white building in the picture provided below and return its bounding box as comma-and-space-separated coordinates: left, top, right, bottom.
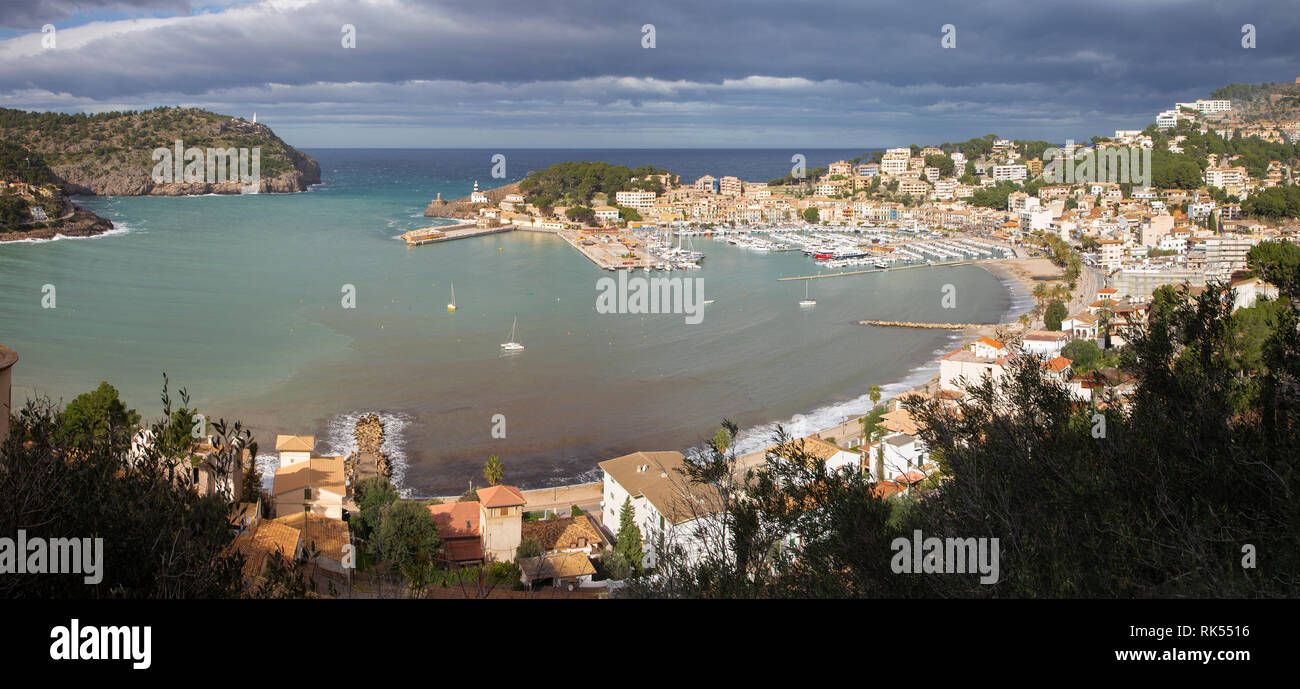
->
598, 451, 718, 570
992, 164, 1027, 182
615, 190, 657, 209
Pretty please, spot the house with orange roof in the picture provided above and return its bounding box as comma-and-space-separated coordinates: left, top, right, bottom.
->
273, 455, 347, 519
272, 511, 353, 582
521, 513, 605, 556
230, 520, 302, 585
1042, 356, 1073, 382
425, 484, 526, 565
426, 501, 485, 565
939, 338, 1010, 394
477, 484, 525, 562
517, 552, 597, 589
275, 434, 315, 465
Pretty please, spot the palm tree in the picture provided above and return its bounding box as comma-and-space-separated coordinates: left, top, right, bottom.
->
483, 455, 504, 485
869, 384, 882, 407
1032, 282, 1048, 308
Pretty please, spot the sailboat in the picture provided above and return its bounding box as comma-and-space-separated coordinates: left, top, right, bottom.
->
446, 281, 456, 311
500, 316, 524, 351
799, 281, 817, 307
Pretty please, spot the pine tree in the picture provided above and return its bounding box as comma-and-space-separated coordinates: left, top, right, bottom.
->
615, 497, 644, 570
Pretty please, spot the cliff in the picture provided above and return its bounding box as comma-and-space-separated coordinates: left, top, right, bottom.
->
0, 106, 321, 196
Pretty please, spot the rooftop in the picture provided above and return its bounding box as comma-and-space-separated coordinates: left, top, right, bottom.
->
275, 434, 315, 452
427, 501, 481, 539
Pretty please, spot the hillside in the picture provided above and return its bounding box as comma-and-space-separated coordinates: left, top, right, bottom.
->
0, 141, 114, 241
0, 106, 321, 195
1212, 81, 1300, 121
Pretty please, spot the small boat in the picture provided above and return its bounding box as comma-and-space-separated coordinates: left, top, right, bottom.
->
703, 299, 715, 305
799, 281, 817, 307
447, 281, 456, 311
501, 316, 524, 351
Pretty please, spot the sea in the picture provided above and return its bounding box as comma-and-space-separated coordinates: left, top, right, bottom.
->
0, 148, 1031, 495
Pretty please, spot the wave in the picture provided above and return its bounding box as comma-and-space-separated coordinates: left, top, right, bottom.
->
252, 410, 414, 497
718, 332, 965, 460
317, 409, 414, 496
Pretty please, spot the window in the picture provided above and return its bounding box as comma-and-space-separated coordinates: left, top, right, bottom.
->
303, 488, 311, 499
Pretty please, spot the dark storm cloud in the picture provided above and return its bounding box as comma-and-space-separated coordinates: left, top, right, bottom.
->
0, 0, 201, 29
0, 0, 1296, 145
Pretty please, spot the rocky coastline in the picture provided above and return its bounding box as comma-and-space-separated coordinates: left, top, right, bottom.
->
423, 181, 521, 219
0, 205, 115, 242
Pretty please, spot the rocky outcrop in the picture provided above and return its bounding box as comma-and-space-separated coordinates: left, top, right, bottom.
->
344, 413, 392, 483
0, 205, 114, 243
424, 181, 522, 219
53, 166, 319, 196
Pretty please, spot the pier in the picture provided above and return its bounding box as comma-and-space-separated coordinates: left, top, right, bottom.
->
859, 319, 994, 330
401, 222, 515, 246
778, 258, 980, 281
558, 228, 651, 270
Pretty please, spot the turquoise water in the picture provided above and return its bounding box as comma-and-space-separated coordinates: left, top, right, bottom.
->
0, 149, 1023, 494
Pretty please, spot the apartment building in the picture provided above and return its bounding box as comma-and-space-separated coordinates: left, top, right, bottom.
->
881, 148, 911, 176
615, 189, 657, 208
719, 176, 744, 196
992, 164, 1027, 182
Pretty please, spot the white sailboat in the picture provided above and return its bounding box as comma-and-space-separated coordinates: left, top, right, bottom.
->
799, 281, 817, 307
500, 316, 524, 351
447, 281, 456, 311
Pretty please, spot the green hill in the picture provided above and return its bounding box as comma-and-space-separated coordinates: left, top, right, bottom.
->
0, 106, 320, 195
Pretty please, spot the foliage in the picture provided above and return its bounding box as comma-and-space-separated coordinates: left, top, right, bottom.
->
1243, 186, 1300, 219
516, 536, 543, 560
627, 281, 1300, 597
353, 475, 399, 542
0, 382, 258, 598
483, 455, 504, 485
595, 549, 632, 581
1247, 240, 1300, 298
57, 381, 141, 453
1044, 300, 1068, 331
1061, 338, 1102, 373
374, 500, 442, 588
519, 161, 668, 208
614, 497, 644, 571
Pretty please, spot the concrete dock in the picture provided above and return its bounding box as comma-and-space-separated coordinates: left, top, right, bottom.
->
558, 228, 650, 270
402, 222, 515, 246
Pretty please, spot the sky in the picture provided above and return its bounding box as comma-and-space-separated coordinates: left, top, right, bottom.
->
0, 0, 1296, 148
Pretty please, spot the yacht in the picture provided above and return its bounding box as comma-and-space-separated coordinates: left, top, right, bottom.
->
798, 281, 817, 307
446, 281, 456, 311
500, 316, 524, 351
